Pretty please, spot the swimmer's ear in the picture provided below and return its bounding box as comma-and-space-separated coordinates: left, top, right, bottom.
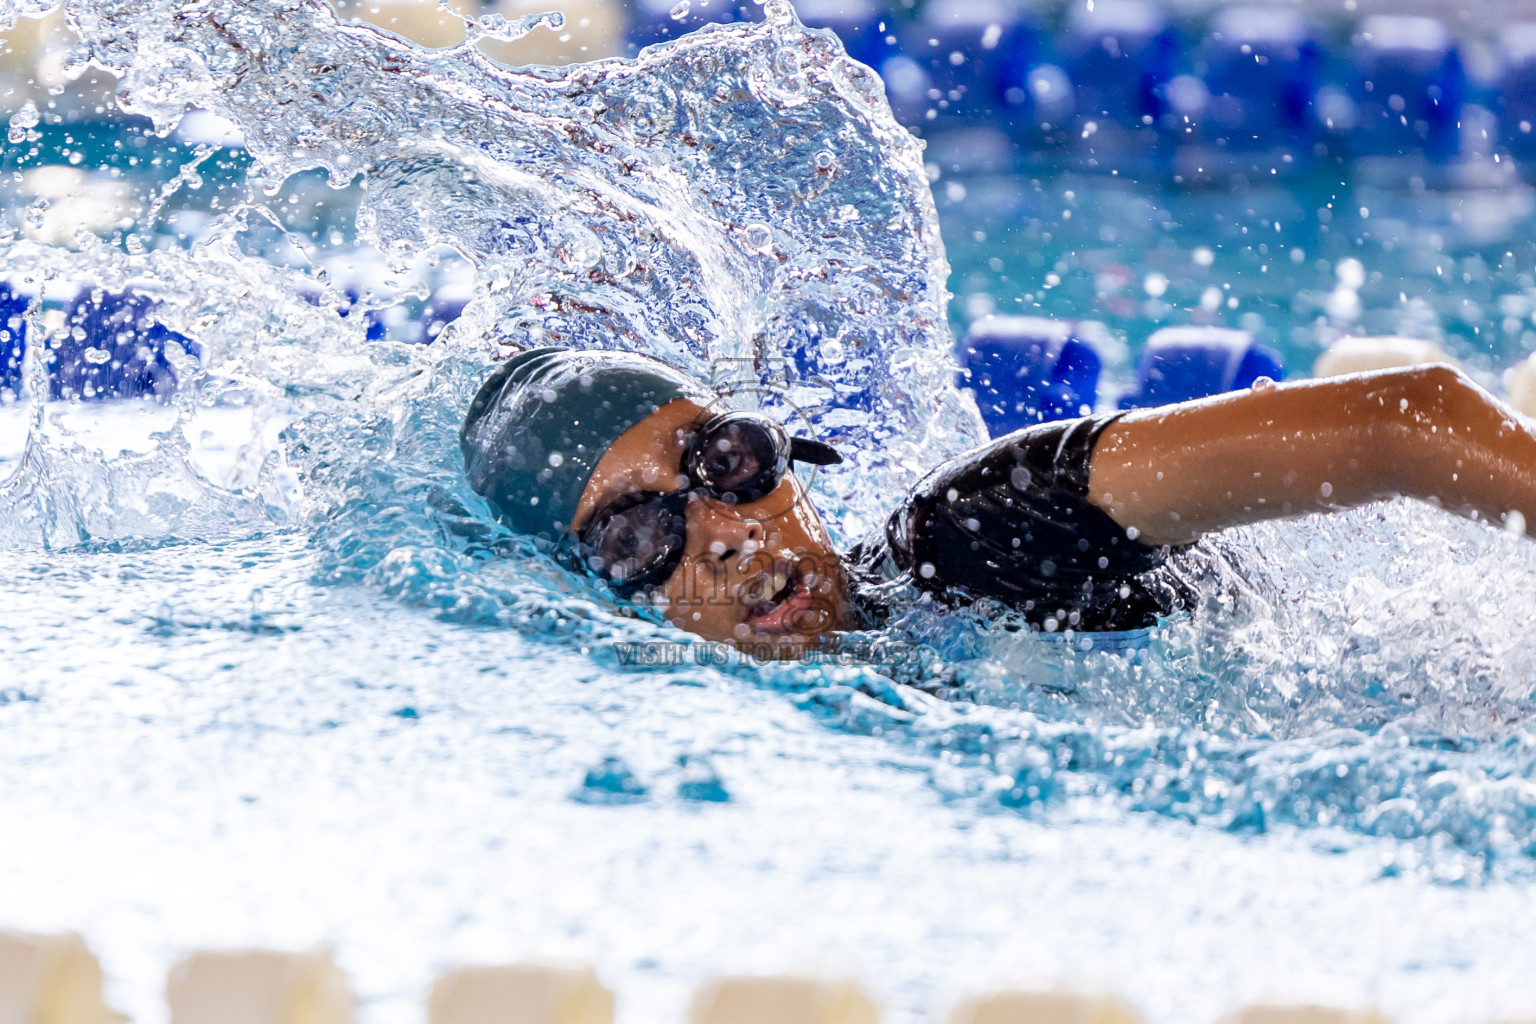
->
790, 437, 842, 466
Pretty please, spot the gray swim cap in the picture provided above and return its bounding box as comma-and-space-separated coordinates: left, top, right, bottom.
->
460, 347, 710, 540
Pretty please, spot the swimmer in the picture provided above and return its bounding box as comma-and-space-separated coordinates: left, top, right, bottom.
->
461, 347, 1536, 655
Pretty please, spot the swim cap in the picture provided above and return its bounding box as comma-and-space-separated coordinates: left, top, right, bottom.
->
460, 347, 710, 540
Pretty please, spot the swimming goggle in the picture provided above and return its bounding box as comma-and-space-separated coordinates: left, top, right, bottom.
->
576, 412, 842, 598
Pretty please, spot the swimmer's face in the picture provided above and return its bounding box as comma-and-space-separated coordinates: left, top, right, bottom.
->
572, 398, 853, 656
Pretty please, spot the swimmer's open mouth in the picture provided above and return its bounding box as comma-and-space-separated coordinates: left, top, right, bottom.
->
744, 561, 815, 634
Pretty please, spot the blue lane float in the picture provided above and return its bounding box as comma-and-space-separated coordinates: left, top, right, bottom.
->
5, 273, 466, 406
334, 286, 388, 343
298, 278, 469, 346
1497, 23, 1536, 160
1197, 6, 1324, 154
0, 283, 27, 396
362, 283, 471, 346
665, 3, 1511, 173
956, 316, 1102, 435
1059, 0, 1177, 132
886, 0, 1038, 128
299, 251, 469, 346
52, 287, 200, 402
1346, 15, 1465, 160
1118, 326, 1285, 409
0, 284, 201, 402
419, 282, 471, 345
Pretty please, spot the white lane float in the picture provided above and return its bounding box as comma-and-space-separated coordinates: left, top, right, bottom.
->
1218, 1006, 1389, 1024
691, 976, 879, 1024
1312, 335, 1455, 378
1506, 352, 1536, 418
429, 964, 614, 1024
949, 990, 1142, 1024
0, 930, 124, 1024
166, 950, 355, 1024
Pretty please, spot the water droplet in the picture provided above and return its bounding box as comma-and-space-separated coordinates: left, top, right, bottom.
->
1250, 375, 1275, 392
669, 0, 691, 20
742, 223, 772, 251
1336, 257, 1366, 290
474, 9, 563, 43
7, 100, 38, 144
24, 197, 49, 230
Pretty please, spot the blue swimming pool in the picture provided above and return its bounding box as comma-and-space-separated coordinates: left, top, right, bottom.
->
6, 2, 1536, 1023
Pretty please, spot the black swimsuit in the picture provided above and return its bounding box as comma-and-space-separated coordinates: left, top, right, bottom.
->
849, 414, 1191, 632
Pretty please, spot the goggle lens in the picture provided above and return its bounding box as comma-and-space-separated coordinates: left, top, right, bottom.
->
686, 416, 790, 504
578, 412, 841, 598
582, 492, 688, 595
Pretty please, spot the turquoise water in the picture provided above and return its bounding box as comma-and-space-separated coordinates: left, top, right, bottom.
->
936, 159, 1536, 384
5, 4, 1536, 1023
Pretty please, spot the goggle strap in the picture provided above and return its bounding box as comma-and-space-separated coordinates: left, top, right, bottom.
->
789, 436, 842, 467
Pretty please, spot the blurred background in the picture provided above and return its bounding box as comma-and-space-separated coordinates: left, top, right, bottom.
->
11, 9, 1536, 1023
15, 0, 1536, 422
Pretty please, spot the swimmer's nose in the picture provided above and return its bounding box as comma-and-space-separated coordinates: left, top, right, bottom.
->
691, 494, 765, 563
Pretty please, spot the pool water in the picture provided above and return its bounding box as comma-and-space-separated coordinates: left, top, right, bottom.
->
935, 162, 1536, 384
6, 3, 1536, 1024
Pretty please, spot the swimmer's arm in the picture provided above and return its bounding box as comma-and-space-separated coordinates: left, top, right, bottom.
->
1087, 364, 1536, 546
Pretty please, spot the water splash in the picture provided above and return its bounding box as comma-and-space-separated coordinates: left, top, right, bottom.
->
6, 0, 1536, 882
45, 0, 978, 531
3, 0, 982, 671
899, 505, 1536, 882
0, 0, 56, 30
0, 0, 981, 615
467, 8, 564, 45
